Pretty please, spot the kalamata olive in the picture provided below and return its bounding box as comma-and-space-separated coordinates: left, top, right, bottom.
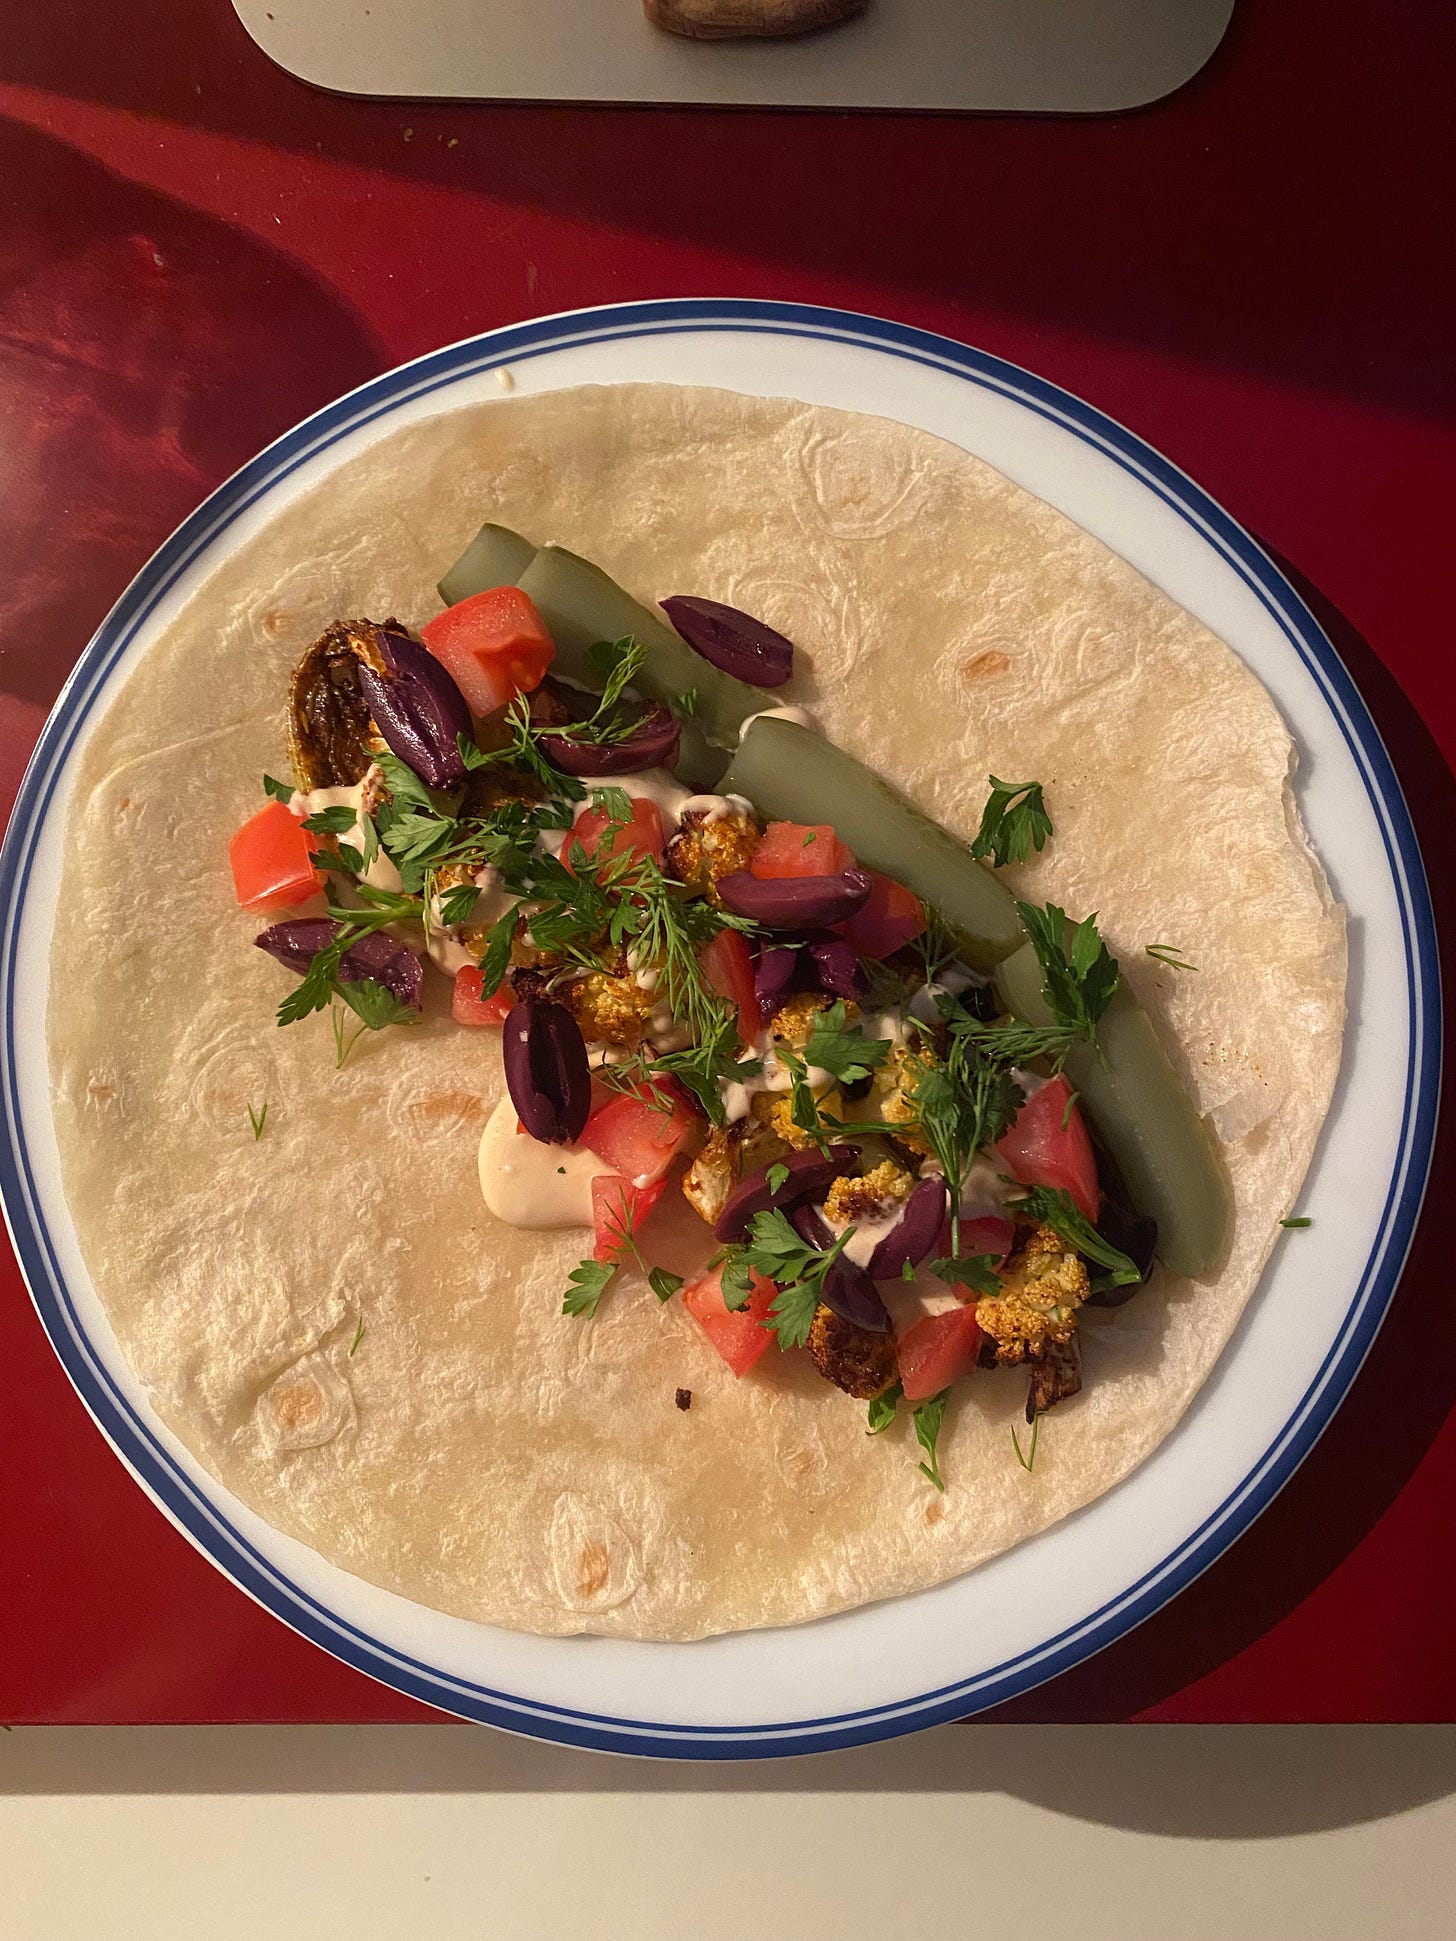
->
659, 596, 794, 688
255, 919, 424, 1010
866, 1177, 948, 1281
753, 945, 800, 1022
1086, 1197, 1158, 1306
716, 869, 873, 929
803, 934, 867, 1000
819, 1254, 893, 1334
502, 997, 592, 1145
356, 629, 472, 791
539, 702, 681, 776
714, 1145, 859, 1243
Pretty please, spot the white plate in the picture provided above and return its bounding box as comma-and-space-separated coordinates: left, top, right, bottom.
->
0, 302, 1437, 1758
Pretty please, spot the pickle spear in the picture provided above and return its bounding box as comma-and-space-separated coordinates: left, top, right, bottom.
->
996, 941, 1231, 1278
517, 545, 760, 759
437, 523, 538, 607
721, 715, 1023, 968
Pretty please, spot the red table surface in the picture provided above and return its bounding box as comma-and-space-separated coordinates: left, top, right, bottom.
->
2, 0, 1453, 1727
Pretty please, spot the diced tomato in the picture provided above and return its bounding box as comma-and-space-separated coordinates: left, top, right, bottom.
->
956, 1213, 1016, 1263
699, 929, 758, 1045
228, 800, 324, 914
833, 870, 925, 959
749, 820, 856, 879
993, 1074, 1099, 1223
452, 964, 514, 1026
564, 796, 665, 873
581, 1089, 697, 1187
591, 1174, 668, 1264
420, 586, 556, 717
682, 1262, 778, 1378
898, 1305, 984, 1402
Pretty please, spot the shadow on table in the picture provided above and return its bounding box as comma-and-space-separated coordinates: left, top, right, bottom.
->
4, 1723, 1456, 1839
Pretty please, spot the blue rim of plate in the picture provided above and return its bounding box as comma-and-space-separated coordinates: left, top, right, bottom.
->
0, 300, 1438, 1757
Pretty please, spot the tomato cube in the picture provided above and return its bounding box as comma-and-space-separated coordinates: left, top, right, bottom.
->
993, 1075, 1099, 1223
699, 928, 759, 1046
452, 964, 514, 1026
420, 586, 555, 718
564, 797, 665, 873
898, 1304, 983, 1403
228, 800, 324, 914
591, 1174, 668, 1264
749, 821, 856, 879
682, 1262, 778, 1378
834, 870, 925, 959
581, 1089, 696, 1187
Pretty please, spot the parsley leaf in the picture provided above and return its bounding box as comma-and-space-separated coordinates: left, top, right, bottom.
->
803, 1001, 893, 1086
867, 1382, 902, 1435
928, 1253, 1001, 1296
437, 882, 480, 927
766, 1278, 821, 1352
913, 1389, 951, 1491
1015, 902, 1120, 1045
720, 1248, 757, 1313
737, 1209, 856, 1351
970, 777, 1052, 869
301, 806, 359, 835
766, 1162, 791, 1195
338, 978, 419, 1031
476, 909, 517, 1000
563, 1258, 615, 1319
1010, 1184, 1142, 1289
263, 773, 295, 803
649, 1268, 684, 1304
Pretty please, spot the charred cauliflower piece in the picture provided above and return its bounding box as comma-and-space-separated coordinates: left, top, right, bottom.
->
808, 1306, 899, 1400
288, 618, 393, 789
560, 969, 658, 1047
1027, 1335, 1083, 1418
865, 1041, 934, 1158
768, 990, 842, 1048
681, 1116, 790, 1227
977, 1222, 1089, 1366
823, 1158, 914, 1225
666, 808, 761, 902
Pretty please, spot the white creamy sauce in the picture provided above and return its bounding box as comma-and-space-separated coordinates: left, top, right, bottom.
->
907, 966, 979, 1025
721, 1032, 833, 1124
956, 1154, 1011, 1219
424, 865, 520, 976
679, 791, 755, 826
1011, 1065, 1047, 1101
740, 705, 820, 738
577, 768, 695, 828
824, 1205, 905, 1272
477, 1096, 610, 1227
288, 765, 403, 894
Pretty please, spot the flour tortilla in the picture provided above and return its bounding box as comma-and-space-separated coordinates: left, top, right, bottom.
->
47, 384, 1344, 1638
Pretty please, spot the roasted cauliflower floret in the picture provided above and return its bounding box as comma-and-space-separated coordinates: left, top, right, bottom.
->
808, 1306, 899, 1400
1027, 1335, 1083, 1418
681, 1116, 791, 1227
559, 970, 658, 1047
823, 1159, 914, 1225
866, 1041, 934, 1157
749, 1088, 844, 1152
768, 990, 843, 1049
976, 1222, 1089, 1366
665, 808, 761, 902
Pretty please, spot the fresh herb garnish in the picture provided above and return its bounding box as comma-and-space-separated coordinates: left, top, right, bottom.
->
563, 1258, 615, 1319
971, 777, 1052, 869
928, 1253, 1001, 1296
901, 1258, 915, 1282
301, 805, 360, 836
1010, 1184, 1142, 1290
349, 1316, 366, 1357
330, 1003, 366, 1070
679, 687, 699, 716
731, 1209, 857, 1349
1015, 902, 1120, 1046
944, 1012, 1077, 1070
803, 1001, 893, 1087
913, 1390, 950, 1491
649, 1268, 685, 1304
766, 1162, 791, 1194
475, 909, 517, 1000
245, 1100, 268, 1141
1011, 1414, 1040, 1472
263, 773, 294, 803
1146, 943, 1199, 972
437, 882, 480, 927
1061, 1087, 1079, 1131
867, 1382, 903, 1435
1280, 1216, 1312, 1230
277, 884, 424, 1030
338, 977, 418, 1031
911, 1034, 1024, 1250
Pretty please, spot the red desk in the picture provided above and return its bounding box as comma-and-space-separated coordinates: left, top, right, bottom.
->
3, 0, 1453, 1726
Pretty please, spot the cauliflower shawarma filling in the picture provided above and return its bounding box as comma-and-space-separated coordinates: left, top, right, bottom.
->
230, 527, 1224, 1489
